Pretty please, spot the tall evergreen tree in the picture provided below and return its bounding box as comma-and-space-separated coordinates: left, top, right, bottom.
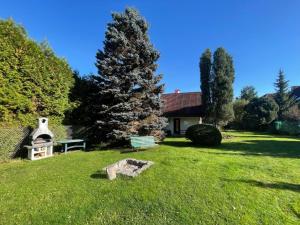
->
211, 48, 235, 126
95, 8, 165, 145
274, 69, 297, 120
240, 86, 257, 101
200, 49, 212, 120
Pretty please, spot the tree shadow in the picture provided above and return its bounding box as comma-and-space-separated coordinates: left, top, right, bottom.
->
162, 137, 300, 158
119, 148, 149, 154
223, 178, 300, 193
90, 170, 107, 179
161, 140, 193, 148
217, 139, 300, 158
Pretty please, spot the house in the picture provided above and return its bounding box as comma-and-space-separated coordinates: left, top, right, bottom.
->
161, 90, 204, 135
291, 86, 300, 99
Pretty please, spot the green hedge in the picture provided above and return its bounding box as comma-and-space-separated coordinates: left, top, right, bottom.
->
49, 124, 69, 142
0, 19, 74, 124
272, 121, 300, 135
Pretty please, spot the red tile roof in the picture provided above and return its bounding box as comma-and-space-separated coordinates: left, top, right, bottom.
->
292, 86, 300, 98
161, 92, 204, 117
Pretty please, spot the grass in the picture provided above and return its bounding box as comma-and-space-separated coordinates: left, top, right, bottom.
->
0, 131, 299, 225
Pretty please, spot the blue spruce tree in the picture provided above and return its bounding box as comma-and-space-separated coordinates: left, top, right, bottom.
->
95, 8, 166, 145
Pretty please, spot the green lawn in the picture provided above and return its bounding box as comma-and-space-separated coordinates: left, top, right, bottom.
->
0, 132, 299, 225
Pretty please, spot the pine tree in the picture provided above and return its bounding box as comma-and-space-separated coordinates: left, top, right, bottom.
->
211, 48, 235, 126
240, 86, 257, 101
95, 8, 165, 145
274, 69, 296, 120
200, 49, 212, 120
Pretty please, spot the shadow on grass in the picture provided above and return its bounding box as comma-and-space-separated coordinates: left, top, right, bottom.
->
162, 138, 300, 158
217, 139, 300, 158
223, 178, 300, 193
119, 148, 147, 154
161, 140, 194, 148
90, 170, 107, 179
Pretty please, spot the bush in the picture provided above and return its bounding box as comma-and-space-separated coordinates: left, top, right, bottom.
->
282, 105, 300, 122
271, 120, 300, 135
242, 97, 279, 130
232, 99, 248, 128
185, 124, 222, 146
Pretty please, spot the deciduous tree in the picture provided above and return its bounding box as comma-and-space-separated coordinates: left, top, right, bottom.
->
232, 99, 248, 127
240, 86, 257, 101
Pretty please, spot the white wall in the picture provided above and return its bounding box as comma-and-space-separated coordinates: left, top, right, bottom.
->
165, 117, 202, 135
181, 117, 201, 130
165, 118, 173, 132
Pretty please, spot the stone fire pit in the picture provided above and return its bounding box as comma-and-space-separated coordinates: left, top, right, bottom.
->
103, 158, 154, 180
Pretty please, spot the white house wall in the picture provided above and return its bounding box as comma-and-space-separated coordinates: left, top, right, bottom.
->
165, 117, 202, 135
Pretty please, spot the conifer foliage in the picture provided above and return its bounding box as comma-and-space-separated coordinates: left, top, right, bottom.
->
199, 48, 235, 126
240, 86, 257, 101
0, 19, 74, 125
95, 8, 166, 145
274, 69, 297, 120
199, 49, 212, 119
212, 48, 235, 126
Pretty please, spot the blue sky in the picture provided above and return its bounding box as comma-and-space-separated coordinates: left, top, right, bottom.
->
1, 0, 299, 96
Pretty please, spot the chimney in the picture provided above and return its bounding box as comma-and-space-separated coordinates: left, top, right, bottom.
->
175, 89, 181, 94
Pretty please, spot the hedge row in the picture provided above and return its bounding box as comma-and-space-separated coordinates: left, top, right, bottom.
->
0, 19, 74, 124
272, 121, 300, 135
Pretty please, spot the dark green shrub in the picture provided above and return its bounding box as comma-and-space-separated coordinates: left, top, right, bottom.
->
242, 97, 279, 130
271, 120, 300, 135
185, 124, 222, 146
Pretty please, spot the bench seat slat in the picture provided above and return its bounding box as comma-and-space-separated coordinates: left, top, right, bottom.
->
130, 136, 157, 149
65, 145, 85, 150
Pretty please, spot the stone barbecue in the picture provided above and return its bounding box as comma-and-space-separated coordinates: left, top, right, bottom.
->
104, 158, 154, 180
25, 118, 54, 160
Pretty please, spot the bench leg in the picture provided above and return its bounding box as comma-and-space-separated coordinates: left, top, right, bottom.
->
83, 142, 86, 151
64, 144, 68, 154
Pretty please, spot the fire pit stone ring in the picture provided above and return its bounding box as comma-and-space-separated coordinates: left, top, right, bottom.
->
103, 158, 154, 180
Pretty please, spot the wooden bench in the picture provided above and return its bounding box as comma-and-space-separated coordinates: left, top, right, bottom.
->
57, 139, 86, 153
130, 136, 158, 149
